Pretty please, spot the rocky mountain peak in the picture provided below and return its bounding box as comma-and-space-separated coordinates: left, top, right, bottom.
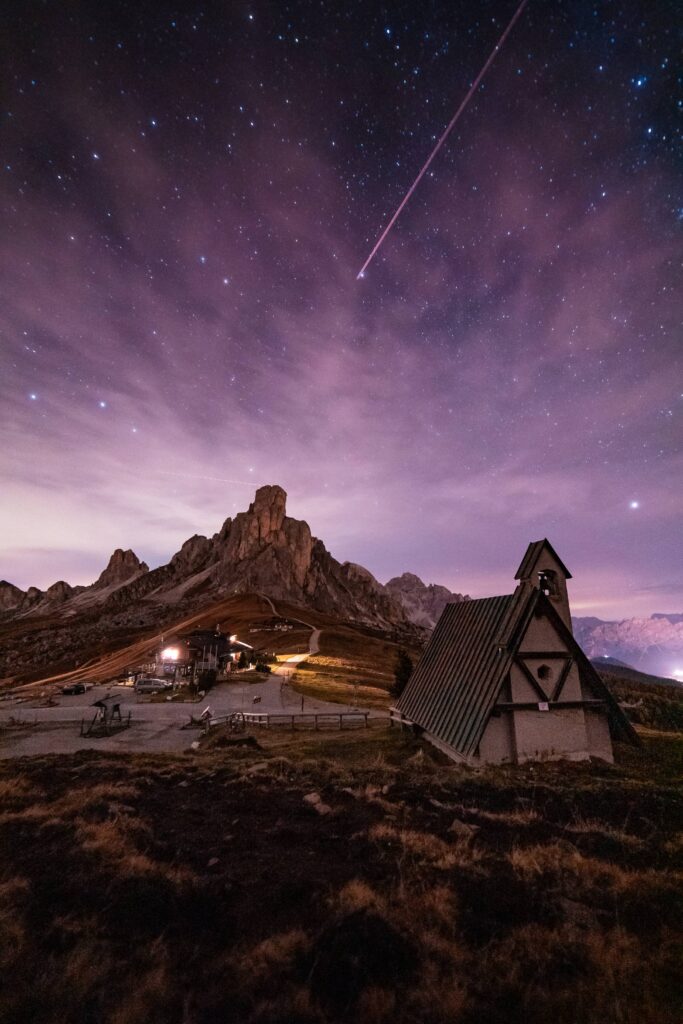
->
392, 572, 424, 587
170, 535, 213, 574
45, 581, 75, 603
249, 484, 288, 539
385, 572, 469, 629
94, 548, 149, 589
0, 485, 459, 636
214, 484, 314, 591
0, 580, 25, 612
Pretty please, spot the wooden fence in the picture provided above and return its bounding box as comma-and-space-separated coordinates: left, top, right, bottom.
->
208, 711, 369, 731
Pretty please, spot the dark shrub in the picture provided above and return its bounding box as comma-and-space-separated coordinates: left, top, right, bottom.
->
309, 910, 416, 1015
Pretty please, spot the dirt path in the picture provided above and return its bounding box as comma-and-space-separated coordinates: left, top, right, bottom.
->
258, 594, 321, 662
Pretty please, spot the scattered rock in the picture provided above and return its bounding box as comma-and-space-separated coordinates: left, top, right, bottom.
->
559, 897, 598, 929
304, 792, 332, 814
448, 818, 479, 837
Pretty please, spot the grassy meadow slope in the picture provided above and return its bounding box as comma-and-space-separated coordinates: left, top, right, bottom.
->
604, 673, 683, 732
290, 621, 423, 708
0, 721, 681, 1024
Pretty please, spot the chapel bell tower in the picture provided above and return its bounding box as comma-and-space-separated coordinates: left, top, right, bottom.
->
514, 539, 573, 631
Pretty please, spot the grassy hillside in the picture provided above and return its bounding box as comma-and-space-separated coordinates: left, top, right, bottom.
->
595, 661, 683, 691
598, 670, 683, 732
290, 623, 423, 708
3, 593, 389, 696
0, 593, 278, 690
0, 725, 681, 1024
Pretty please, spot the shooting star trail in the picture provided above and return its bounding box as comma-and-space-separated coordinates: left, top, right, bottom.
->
356, 0, 530, 281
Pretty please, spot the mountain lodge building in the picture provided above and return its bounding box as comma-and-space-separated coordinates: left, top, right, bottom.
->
392, 540, 638, 765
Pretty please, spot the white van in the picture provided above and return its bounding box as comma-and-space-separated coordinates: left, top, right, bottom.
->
134, 678, 172, 694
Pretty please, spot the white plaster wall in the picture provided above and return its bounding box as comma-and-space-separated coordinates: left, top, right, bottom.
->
510, 662, 541, 702
477, 714, 514, 764
585, 710, 614, 763
558, 663, 582, 701
519, 615, 566, 653
513, 707, 590, 763
517, 614, 581, 700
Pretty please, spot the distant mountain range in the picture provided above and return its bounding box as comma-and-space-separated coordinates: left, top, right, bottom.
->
1, 483, 679, 682
0, 484, 467, 629
0, 485, 468, 682
574, 614, 683, 680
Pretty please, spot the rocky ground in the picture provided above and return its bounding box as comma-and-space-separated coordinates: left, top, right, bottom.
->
0, 721, 681, 1024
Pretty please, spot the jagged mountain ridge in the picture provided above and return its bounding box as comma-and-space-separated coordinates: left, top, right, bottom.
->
386, 572, 470, 629
0, 485, 466, 630
573, 614, 683, 679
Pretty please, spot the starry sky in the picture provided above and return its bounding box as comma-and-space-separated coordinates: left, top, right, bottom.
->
1, 0, 681, 619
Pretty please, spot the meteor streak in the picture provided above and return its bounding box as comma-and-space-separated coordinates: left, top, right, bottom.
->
356, 0, 530, 280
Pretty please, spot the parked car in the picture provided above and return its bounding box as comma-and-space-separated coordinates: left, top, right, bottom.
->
134, 678, 173, 694
62, 683, 86, 696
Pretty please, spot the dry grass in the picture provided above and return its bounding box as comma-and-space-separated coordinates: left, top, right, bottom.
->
291, 666, 392, 707
0, 727, 681, 1023
290, 624, 422, 708
369, 822, 480, 870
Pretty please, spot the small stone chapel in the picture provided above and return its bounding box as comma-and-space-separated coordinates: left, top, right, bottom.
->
393, 540, 638, 764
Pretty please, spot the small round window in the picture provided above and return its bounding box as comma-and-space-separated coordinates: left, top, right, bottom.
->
537, 664, 552, 681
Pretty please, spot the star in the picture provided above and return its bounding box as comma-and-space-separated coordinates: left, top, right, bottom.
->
1, 0, 679, 629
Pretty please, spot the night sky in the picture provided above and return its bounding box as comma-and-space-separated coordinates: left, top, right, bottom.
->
1, 1, 681, 618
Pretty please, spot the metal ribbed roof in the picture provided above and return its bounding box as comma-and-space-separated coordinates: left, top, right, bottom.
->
396, 582, 638, 756
396, 586, 536, 758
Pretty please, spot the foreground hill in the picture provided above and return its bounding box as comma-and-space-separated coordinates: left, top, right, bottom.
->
0, 724, 680, 1024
